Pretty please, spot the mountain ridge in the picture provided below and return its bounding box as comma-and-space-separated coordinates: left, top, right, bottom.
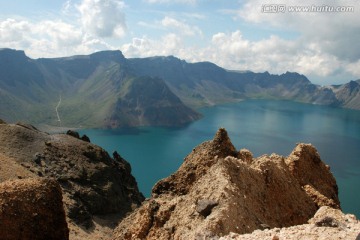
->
0, 48, 358, 128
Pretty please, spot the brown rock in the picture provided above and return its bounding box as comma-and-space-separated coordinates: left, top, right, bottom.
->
220, 206, 360, 240
285, 143, 340, 208
0, 178, 69, 240
113, 129, 340, 239
238, 148, 253, 164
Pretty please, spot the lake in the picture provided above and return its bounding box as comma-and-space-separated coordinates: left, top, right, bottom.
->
80, 99, 360, 217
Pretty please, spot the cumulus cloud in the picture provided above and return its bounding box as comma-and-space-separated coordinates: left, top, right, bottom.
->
238, 0, 360, 63
207, 30, 346, 77
122, 33, 185, 57
0, 19, 31, 46
0, 18, 113, 58
161, 17, 202, 36
77, 0, 127, 38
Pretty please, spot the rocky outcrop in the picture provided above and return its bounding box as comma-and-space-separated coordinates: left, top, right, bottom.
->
113, 128, 340, 239
285, 143, 340, 208
0, 178, 69, 240
220, 206, 360, 240
0, 123, 144, 239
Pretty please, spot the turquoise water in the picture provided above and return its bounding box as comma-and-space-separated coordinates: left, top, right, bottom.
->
80, 100, 360, 217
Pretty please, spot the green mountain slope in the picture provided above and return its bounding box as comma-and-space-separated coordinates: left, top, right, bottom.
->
0, 49, 200, 127
0, 48, 358, 128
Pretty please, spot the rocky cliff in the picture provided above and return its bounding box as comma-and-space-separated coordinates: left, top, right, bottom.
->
0, 121, 144, 239
113, 128, 341, 239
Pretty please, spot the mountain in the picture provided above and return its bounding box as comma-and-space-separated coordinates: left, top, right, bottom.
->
0, 48, 358, 128
0, 49, 200, 128
332, 80, 360, 110
128, 57, 340, 108
113, 128, 342, 239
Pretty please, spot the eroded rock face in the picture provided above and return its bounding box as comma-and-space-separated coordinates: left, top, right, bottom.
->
0, 123, 144, 236
0, 178, 69, 240
285, 143, 340, 208
113, 128, 340, 240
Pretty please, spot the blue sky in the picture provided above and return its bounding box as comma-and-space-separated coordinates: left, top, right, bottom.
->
0, 0, 359, 84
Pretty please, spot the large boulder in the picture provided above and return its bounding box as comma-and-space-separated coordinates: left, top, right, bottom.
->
0, 178, 69, 240
113, 128, 340, 239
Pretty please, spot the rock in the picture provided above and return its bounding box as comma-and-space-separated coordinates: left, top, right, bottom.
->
285, 143, 340, 208
195, 199, 218, 217
0, 119, 6, 124
113, 129, 340, 239
308, 206, 356, 227
0, 178, 69, 240
66, 130, 80, 139
81, 134, 91, 142
219, 206, 360, 240
238, 148, 253, 164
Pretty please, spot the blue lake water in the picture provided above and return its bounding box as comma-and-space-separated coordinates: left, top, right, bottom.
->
80, 99, 360, 217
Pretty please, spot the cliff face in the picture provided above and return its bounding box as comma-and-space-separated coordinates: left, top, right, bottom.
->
0, 122, 144, 239
113, 128, 340, 239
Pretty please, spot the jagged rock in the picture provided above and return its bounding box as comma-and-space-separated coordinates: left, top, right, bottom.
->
81, 134, 91, 142
285, 143, 340, 208
0, 178, 69, 240
0, 119, 6, 124
220, 206, 360, 240
238, 148, 253, 164
0, 122, 144, 239
66, 130, 80, 139
113, 128, 340, 240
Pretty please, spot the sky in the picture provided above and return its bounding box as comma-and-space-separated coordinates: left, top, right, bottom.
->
0, 0, 359, 85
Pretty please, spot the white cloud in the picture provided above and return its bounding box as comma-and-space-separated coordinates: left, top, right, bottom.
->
77, 0, 127, 38
62, 0, 72, 15
346, 60, 360, 77
161, 16, 202, 36
238, 0, 360, 63
122, 33, 184, 57
206, 31, 344, 77
0, 18, 31, 46
0, 18, 113, 58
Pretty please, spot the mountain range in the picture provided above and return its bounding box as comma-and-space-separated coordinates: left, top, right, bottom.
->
0, 48, 359, 128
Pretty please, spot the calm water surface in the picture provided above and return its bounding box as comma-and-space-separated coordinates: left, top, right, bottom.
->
80, 100, 360, 217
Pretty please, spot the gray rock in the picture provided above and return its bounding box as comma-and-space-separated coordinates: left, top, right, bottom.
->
196, 199, 218, 217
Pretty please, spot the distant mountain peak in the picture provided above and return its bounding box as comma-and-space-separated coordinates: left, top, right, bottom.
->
0, 48, 29, 60
89, 50, 125, 61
